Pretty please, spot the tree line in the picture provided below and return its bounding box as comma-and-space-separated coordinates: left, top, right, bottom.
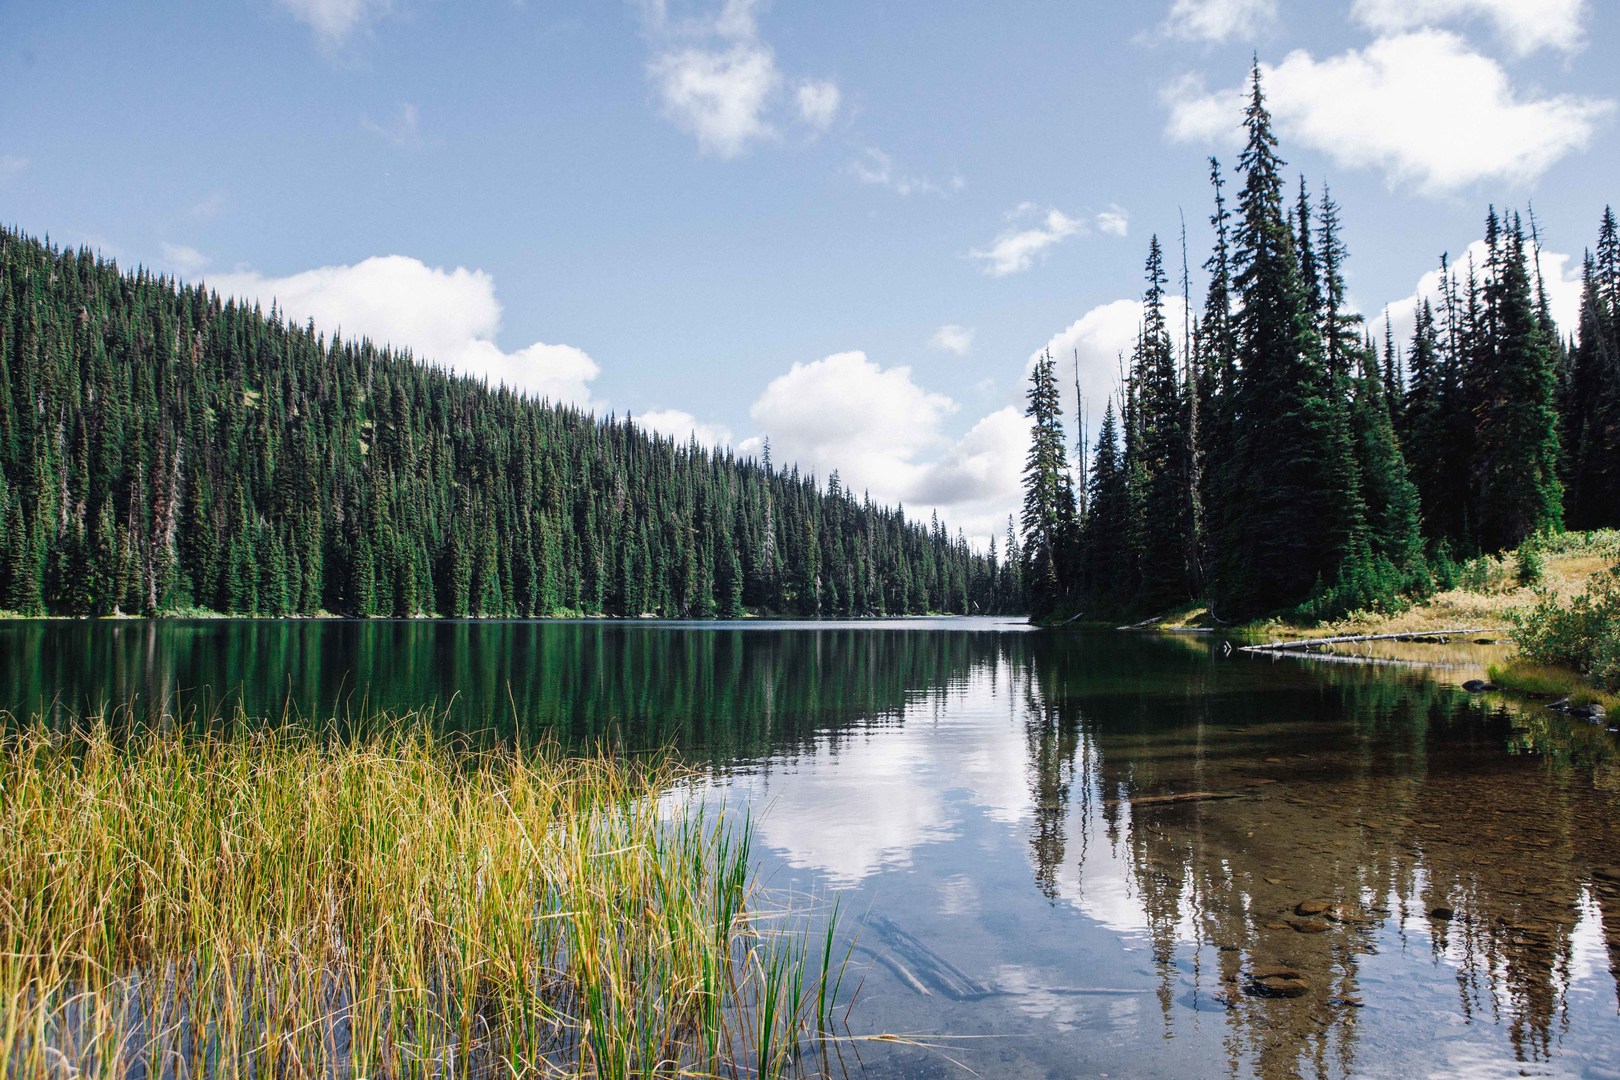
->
0, 227, 1024, 618
1022, 65, 1620, 622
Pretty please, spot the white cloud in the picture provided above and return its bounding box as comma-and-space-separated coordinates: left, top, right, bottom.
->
750, 352, 956, 501
972, 204, 1086, 277
1352, 0, 1587, 55
930, 324, 974, 356
846, 148, 962, 198
206, 255, 600, 406
275, 0, 389, 45
795, 79, 840, 130
637, 408, 734, 448
650, 44, 781, 158
906, 406, 1029, 535
363, 102, 421, 148
0, 155, 28, 185
1096, 205, 1130, 238
1373, 237, 1583, 362
746, 351, 1026, 546
1163, 0, 1277, 43
160, 243, 210, 277
1164, 32, 1614, 193
643, 0, 837, 158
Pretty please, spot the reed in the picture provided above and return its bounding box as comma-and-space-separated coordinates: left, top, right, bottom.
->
0, 711, 842, 1078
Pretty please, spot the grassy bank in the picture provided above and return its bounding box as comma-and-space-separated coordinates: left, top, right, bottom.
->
0, 715, 841, 1078
1232, 530, 1620, 641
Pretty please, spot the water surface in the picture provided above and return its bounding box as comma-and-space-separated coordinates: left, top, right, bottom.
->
4, 617, 1618, 1078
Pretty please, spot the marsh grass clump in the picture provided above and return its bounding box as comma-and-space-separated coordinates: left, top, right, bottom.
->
0, 712, 843, 1078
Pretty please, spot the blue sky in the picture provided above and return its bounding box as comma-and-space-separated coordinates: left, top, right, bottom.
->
3, 0, 1615, 543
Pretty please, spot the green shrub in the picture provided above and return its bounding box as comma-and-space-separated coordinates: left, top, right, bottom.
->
1293, 551, 1426, 625
1515, 541, 1545, 586
1511, 564, 1620, 689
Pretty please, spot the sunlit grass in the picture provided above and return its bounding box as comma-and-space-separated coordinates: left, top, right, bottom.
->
1489, 661, 1620, 711
0, 711, 842, 1078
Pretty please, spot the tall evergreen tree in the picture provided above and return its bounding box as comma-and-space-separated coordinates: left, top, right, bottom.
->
1021, 351, 1077, 616
1208, 64, 1364, 618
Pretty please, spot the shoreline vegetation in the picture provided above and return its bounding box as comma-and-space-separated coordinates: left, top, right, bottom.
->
0, 713, 846, 1079
1014, 63, 1620, 725
1118, 528, 1620, 711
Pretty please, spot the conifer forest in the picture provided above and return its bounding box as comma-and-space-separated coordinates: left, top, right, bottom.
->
0, 229, 1021, 618
1021, 67, 1620, 622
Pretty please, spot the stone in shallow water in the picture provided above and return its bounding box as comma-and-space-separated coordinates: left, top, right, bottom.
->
1429, 906, 1455, 921
1290, 918, 1333, 934
1248, 967, 1310, 998
1295, 900, 1332, 916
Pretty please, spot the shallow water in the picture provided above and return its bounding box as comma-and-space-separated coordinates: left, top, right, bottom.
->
4, 617, 1618, 1078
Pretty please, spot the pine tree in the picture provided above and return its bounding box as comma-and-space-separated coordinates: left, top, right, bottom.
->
1469, 212, 1564, 550
1126, 237, 1193, 612
1021, 351, 1077, 616
1208, 64, 1364, 618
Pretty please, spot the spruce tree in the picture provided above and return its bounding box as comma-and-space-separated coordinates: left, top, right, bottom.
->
1208, 64, 1364, 618
1021, 351, 1077, 615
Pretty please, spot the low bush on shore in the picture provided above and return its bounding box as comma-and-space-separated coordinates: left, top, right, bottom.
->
1511, 563, 1620, 691
0, 714, 841, 1078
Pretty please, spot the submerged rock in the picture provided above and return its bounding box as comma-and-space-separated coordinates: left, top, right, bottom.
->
1248, 967, 1310, 998
1429, 906, 1455, 921
1290, 918, 1333, 934
1295, 900, 1332, 916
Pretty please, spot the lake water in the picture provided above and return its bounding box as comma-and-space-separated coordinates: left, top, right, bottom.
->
4, 617, 1619, 1079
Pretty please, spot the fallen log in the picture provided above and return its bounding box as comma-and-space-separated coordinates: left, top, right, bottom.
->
1241, 627, 1509, 653
1107, 790, 1247, 807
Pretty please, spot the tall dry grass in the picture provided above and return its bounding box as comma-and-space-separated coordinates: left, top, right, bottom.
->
0, 712, 842, 1078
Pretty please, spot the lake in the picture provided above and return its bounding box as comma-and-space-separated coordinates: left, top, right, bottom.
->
3, 617, 1618, 1078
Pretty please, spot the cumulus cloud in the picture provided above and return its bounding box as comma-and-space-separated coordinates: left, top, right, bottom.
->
206, 255, 601, 406
972, 205, 1086, 277
1373, 237, 1583, 361
643, 0, 837, 158
749, 352, 956, 499
745, 351, 1027, 544
846, 148, 963, 198
795, 79, 841, 130
637, 408, 734, 448
275, 0, 389, 45
930, 324, 974, 356
1352, 0, 1587, 55
1164, 32, 1613, 193
1162, 0, 1277, 43
0, 155, 28, 185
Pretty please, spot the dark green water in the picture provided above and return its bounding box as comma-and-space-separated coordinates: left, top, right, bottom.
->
5, 617, 1619, 1078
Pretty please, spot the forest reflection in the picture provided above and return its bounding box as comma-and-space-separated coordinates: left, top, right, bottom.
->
1019, 632, 1620, 1077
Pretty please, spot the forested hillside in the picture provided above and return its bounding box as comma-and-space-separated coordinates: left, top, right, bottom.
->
1022, 65, 1620, 623
0, 229, 1021, 618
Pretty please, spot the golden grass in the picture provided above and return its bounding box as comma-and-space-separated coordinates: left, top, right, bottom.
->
1249, 531, 1620, 641
1487, 659, 1620, 710
0, 713, 841, 1078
